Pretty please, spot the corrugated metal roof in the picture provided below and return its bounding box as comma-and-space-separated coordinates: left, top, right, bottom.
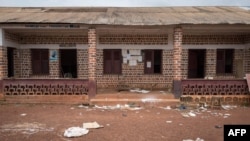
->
0, 7, 249, 25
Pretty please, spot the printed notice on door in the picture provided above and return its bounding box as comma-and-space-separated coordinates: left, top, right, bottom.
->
147, 61, 151, 68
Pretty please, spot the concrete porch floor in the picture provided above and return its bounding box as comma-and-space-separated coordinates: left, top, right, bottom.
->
90, 89, 180, 107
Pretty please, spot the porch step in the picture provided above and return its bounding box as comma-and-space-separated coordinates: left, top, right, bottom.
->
90, 93, 180, 107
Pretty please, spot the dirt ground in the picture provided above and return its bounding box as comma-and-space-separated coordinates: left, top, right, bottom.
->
0, 102, 250, 141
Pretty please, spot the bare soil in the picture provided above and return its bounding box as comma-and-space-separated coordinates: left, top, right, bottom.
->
0, 102, 250, 141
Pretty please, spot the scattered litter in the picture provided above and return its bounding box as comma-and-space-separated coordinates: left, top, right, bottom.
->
183, 137, 204, 141
160, 106, 172, 110
78, 104, 90, 109
181, 113, 190, 118
188, 112, 196, 117
0, 122, 54, 135
94, 104, 143, 111
130, 88, 150, 94
70, 107, 75, 110
221, 105, 237, 110
166, 121, 172, 123
64, 127, 89, 138
179, 104, 186, 110
141, 98, 157, 103
215, 125, 222, 129
179, 123, 183, 126
83, 121, 104, 129
20, 113, 27, 116
106, 124, 110, 126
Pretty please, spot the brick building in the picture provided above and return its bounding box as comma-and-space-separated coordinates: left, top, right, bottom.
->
0, 7, 250, 102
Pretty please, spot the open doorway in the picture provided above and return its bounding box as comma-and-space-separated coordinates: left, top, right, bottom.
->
7, 47, 14, 77
60, 49, 77, 78
188, 49, 206, 78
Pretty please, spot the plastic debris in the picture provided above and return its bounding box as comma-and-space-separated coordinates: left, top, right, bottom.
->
160, 106, 172, 110
64, 127, 89, 138
130, 88, 150, 94
83, 122, 103, 129
1, 122, 54, 135
221, 105, 237, 110
183, 137, 204, 141
20, 113, 27, 116
166, 121, 172, 123
215, 125, 222, 129
188, 112, 196, 117
94, 104, 143, 111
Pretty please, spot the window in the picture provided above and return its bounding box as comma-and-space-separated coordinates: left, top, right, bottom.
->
103, 49, 121, 74
144, 50, 162, 74
216, 49, 234, 74
31, 49, 49, 75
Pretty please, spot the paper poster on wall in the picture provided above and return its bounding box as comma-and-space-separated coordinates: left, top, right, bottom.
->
123, 58, 128, 64
129, 60, 137, 66
138, 56, 142, 62
126, 54, 131, 59
130, 49, 141, 55
147, 61, 151, 68
50, 50, 58, 62
122, 49, 127, 57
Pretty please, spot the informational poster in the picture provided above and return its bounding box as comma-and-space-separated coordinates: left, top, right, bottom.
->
123, 58, 128, 64
147, 61, 151, 68
138, 56, 142, 62
129, 60, 137, 66
122, 49, 128, 57
50, 50, 58, 62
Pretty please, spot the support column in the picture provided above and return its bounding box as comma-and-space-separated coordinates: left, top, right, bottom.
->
0, 28, 6, 99
173, 27, 183, 98
88, 28, 97, 98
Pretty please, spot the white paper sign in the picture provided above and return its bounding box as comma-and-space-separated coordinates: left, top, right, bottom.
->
123, 58, 127, 64
122, 49, 127, 57
126, 54, 131, 59
138, 56, 142, 62
147, 61, 151, 68
129, 60, 137, 66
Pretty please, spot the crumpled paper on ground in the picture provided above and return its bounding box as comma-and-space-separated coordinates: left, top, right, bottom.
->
64, 127, 89, 138
83, 121, 104, 129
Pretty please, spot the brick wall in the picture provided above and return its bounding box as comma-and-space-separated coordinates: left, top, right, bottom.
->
77, 49, 88, 79
19, 49, 32, 77
20, 35, 88, 44
13, 49, 21, 77
88, 28, 97, 81
0, 46, 7, 79
181, 49, 188, 79
173, 27, 182, 80
99, 34, 168, 45
96, 49, 173, 90
205, 49, 216, 78
244, 48, 250, 73
183, 35, 245, 44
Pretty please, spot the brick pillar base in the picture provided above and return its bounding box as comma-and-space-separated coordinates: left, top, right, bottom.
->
88, 28, 97, 98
